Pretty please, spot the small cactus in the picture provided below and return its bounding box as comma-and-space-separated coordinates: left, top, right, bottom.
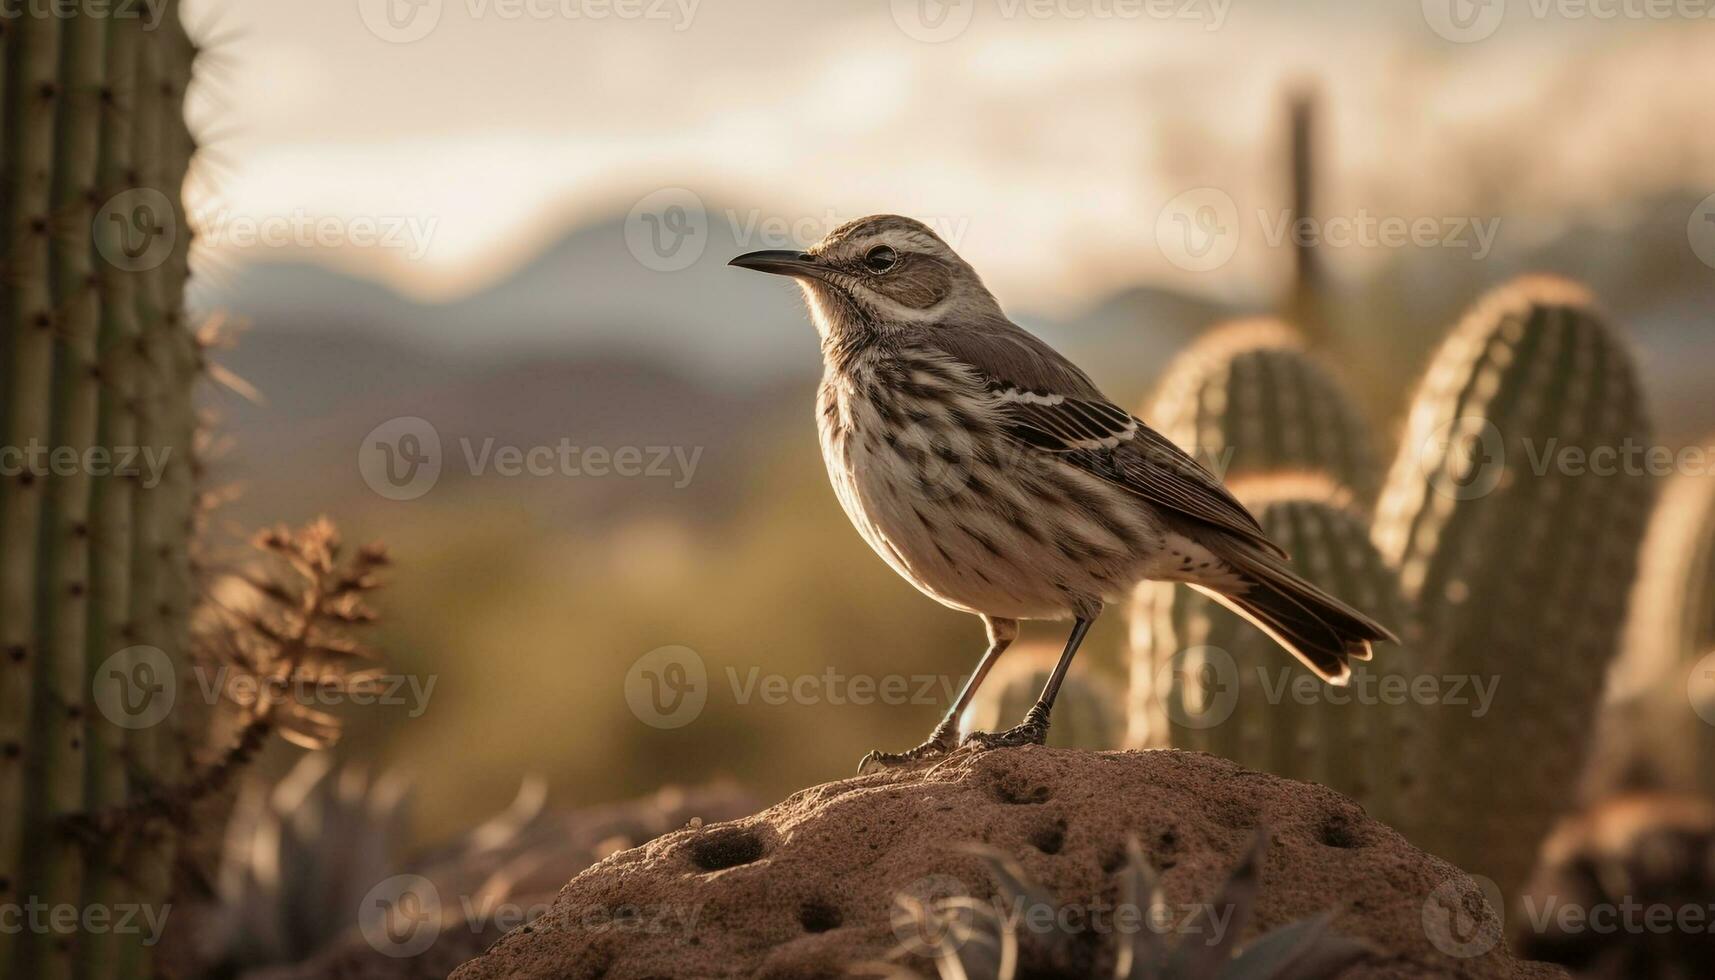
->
1129, 476, 1420, 832
1371, 276, 1655, 898
961, 641, 1119, 749
1146, 319, 1379, 503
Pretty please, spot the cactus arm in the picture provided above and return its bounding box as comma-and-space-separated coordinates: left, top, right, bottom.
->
1372, 278, 1654, 898
1147, 320, 1379, 504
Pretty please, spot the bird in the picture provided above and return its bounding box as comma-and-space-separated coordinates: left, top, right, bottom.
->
729, 215, 1397, 774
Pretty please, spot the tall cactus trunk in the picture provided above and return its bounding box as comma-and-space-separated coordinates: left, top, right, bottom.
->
0, 4, 199, 976
23, 8, 109, 980
1371, 277, 1655, 901
2, 12, 67, 973
80, 13, 144, 979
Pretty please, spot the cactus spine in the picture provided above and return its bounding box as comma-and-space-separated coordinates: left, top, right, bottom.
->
1130, 479, 1420, 831
1, 4, 199, 976
1146, 319, 1379, 503
961, 642, 1119, 749
1372, 277, 1654, 898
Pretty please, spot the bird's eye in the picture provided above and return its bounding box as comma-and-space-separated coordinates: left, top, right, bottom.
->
863, 245, 898, 273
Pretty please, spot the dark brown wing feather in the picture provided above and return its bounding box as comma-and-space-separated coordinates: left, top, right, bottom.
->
1063, 422, 1284, 559
925, 327, 1283, 558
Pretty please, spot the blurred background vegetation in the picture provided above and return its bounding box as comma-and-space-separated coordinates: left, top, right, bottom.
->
180, 1, 1715, 848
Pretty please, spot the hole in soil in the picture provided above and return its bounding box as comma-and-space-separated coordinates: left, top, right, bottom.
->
1032, 820, 1067, 855
1155, 828, 1180, 869
688, 827, 767, 871
990, 772, 1052, 805
1319, 813, 1362, 849
799, 900, 843, 933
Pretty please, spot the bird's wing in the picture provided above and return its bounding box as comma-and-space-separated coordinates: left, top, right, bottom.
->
928, 322, 1283, 558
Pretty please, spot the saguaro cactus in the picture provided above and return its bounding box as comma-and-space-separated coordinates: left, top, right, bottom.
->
1371, 276, 1654, 898
1591, 462, 1715, 797
1146, 319, 1379, 503
1130, 477, 1420, 832
1, 4, 201, 976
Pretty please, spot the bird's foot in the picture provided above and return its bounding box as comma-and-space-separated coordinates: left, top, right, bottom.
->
959, 722, 1048, 750
960, 703, 1050, 751
857, 724, 958, 776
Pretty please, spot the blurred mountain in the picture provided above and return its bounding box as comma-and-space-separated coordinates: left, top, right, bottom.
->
192, 208, 1235, 389
194, 209, 1241, 532
197, 196, 1715, 539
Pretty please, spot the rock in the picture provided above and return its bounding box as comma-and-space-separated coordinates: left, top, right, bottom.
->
452, 748, 1565, 979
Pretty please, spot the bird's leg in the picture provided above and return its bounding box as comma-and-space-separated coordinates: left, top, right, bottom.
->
857, 616, 1017, 775
963, 615, 1096, 750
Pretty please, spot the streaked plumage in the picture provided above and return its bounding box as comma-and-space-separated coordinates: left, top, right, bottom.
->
731, 215, 1396, 771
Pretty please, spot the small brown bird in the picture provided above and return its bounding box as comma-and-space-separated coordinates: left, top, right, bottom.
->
731, 216, 1396, 773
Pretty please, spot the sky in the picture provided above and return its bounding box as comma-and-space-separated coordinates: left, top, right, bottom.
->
180, 0, 1715, 311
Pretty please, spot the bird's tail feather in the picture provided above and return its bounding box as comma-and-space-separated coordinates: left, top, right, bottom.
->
1196, 546, 1398, 685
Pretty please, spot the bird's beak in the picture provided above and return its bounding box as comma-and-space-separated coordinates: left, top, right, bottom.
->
728, 249, 822, 278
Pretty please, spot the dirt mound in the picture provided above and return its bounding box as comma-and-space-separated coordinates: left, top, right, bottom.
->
452, 747, 1562, 979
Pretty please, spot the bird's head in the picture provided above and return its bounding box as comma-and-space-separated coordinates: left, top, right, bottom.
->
729, 214, 1002, 341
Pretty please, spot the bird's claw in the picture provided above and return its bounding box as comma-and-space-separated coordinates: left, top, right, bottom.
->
960, 721, 1048, 750
857, 729, 958, 775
